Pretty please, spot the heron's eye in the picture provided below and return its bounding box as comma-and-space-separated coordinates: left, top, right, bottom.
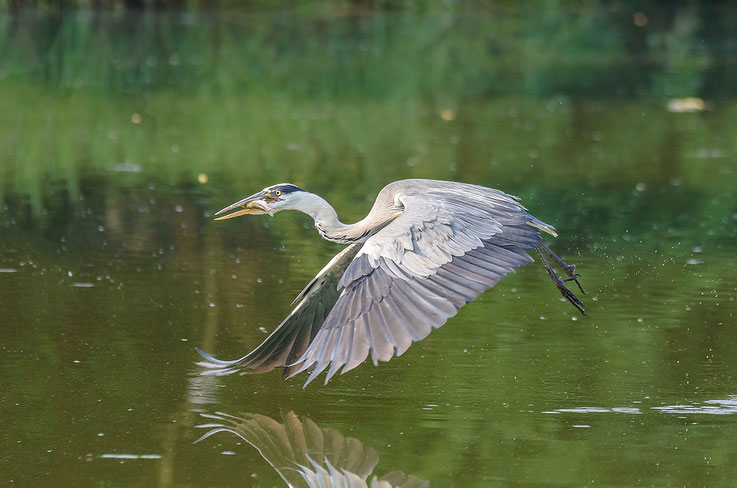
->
275, 190, 282, 196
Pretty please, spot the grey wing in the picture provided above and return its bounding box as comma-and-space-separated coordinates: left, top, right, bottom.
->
196, 243, 362, 377
291, 188, 552, 385
194, 411, 386, 488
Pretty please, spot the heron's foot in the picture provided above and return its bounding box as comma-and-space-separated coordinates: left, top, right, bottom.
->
553, 273, 586, 315
535, 243, 586, 315
561, 263, 576, 277
561, 273, 586, 295
538, 242, 586, 295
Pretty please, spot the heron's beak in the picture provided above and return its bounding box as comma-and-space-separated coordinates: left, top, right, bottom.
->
214, 191, 275, 220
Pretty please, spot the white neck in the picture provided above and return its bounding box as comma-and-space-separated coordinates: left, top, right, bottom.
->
292, 192, 390, 244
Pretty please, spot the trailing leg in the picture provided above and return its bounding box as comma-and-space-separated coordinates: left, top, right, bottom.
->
538, 242, 585, 294
535, 243, 586, 315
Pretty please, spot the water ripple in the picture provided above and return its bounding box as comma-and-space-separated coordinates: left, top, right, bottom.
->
543, 407, 642, 414
544, 397, 737, 416
653, 397, 737, 415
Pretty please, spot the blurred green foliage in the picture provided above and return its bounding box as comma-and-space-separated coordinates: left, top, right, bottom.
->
1, 7, 737, 244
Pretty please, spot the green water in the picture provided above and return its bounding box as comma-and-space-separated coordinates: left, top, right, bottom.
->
2, 6, 737, 487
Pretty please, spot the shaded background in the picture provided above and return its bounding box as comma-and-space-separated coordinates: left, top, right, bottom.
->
2, 1, 737, 486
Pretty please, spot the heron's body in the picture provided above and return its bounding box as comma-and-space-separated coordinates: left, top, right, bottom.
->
198, 179, 585, 385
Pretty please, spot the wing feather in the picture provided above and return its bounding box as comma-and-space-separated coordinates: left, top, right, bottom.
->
196, 243, 362, 376
344, 318, 370, 371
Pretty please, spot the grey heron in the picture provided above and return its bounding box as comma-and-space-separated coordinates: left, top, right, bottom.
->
197, 179, 585, 385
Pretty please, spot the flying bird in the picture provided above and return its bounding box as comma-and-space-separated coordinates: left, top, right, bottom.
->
197, 179, 585, 385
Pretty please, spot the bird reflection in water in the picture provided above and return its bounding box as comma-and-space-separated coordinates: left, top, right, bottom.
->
198, 180, 585, 385
194, 411, 428, 488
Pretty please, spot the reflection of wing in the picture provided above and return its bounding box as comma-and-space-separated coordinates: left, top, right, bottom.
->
292, 187, 546, 384
196, 243, 363, 377
376, 472, 429, 488
194, 411, 427, 488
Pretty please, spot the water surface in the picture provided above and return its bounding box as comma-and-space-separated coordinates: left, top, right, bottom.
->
2, 6, 737, 487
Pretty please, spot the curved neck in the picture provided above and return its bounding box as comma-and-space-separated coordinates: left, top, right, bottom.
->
296, 193, 393, 244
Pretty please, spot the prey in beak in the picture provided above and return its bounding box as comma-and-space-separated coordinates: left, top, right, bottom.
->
214, 191, 276, 220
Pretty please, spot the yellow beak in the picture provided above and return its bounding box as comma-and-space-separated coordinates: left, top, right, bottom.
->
213, 207, 261, 220
214, 191, 274, 220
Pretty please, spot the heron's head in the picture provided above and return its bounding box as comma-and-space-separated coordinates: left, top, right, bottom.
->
214, 183, 306, 220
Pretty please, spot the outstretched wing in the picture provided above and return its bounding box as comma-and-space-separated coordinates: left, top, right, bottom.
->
291, 185, 552, 385
197, 243, 362, 376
